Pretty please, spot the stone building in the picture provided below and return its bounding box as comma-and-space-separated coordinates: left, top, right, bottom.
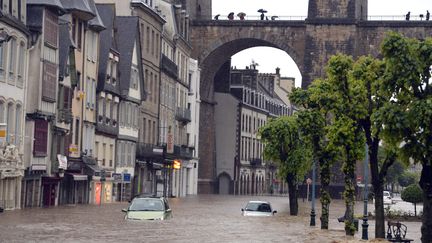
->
0, 0, 29, 210
215, 64, 292, 195
115, 15, 144, 201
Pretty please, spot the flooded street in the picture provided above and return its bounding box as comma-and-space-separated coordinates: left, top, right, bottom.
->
0, 195, 421, 242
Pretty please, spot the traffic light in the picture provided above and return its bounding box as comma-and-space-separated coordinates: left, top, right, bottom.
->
173, 160, 181, 170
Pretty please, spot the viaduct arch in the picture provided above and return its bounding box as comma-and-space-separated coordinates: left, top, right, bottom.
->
187, 0, 432, 193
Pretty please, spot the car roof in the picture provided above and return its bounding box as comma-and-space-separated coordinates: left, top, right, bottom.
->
133, 194, 165, 199
247, 200, 270, 204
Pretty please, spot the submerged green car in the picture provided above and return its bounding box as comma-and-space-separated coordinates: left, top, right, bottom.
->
122, 196, 172, 220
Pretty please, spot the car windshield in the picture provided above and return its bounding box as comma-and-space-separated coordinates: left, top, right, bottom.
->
245, 202, 272, 212
129, 198, 165, 211
384, 192, 390, 197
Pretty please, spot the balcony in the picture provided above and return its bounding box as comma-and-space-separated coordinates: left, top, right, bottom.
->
250, 158, 262, 167
161, 55, 178, 79
136, 143, 164, 159
57, 108, 73, 123
175, 107, 191, 123
174, 145, 193, 160
96, 116, 119, 136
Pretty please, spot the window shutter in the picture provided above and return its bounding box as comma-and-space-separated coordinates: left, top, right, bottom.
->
33, 119, 48, 156
64, 86, 71, 109
42, 61, 57, 102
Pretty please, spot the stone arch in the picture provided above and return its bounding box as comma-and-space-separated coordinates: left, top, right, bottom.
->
217, 172, 231, 194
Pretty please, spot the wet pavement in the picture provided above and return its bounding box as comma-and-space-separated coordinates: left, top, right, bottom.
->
0, 195, 422, 243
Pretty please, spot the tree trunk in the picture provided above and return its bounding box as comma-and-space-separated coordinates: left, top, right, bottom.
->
287, 173, 298, 215
374, 186, 385, 238
343, 157, 356, 236
420, 163, 432, 243
320, 157, 331, 230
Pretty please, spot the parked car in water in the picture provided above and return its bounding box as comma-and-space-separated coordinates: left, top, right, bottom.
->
241, 201, 277, 216
383, 191, 394, 205
122, 195, 172, 220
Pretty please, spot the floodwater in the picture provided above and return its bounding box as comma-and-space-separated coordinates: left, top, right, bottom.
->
0, 195, 421, 243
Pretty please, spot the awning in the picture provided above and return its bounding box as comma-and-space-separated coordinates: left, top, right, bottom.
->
67, 173, 88, 181
84, 163, 101, 176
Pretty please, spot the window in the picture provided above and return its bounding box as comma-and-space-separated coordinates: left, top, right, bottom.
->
15, 104, 21, 145
146, 27, 150, 52
109, 144, 113, 167
8, 37, 16, 83
17, 42, 24, 87
34, 119, 48, 156
131, 65, 138, 89
42, 57, 57, 102
5, 102, 13, 143
111, 59, 117, 85
95, 141, 99, 161
102, 143, 106, 166
106, 59, 111, 83
92, 79, 96, 108
77, 21, 82, 49
0, 41, 6, 80
112, 102, 117, 125
44, 10, 58, 47
74, 118, 80, 145
0, 100, 4, 124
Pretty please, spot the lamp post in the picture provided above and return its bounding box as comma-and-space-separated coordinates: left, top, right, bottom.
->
362, 144, 369, 240
310, 158, 316, 226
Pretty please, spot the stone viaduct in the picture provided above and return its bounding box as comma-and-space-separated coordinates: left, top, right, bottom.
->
186, 0, 432, 193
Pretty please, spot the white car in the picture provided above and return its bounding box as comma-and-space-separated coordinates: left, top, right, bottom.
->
383, 191, 394, 205
241, 200, 277, 216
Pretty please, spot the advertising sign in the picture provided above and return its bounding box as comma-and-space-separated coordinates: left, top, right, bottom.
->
57, 154, 68, 170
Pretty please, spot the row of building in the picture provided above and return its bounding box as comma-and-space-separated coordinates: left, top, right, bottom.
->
0, 0, 201, 210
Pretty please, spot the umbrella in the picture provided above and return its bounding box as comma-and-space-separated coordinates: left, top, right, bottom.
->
237, 12, 246, 20
271, 15, 279, 20
257, 9, 267, 13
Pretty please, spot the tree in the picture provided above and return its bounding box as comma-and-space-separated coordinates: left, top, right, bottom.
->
398, 171, 418, 187
380, 32, 432, 243
385, 159, 406, 191
259, 116, 312, 215
401, 184, 423, 216
290, 83, 339, 229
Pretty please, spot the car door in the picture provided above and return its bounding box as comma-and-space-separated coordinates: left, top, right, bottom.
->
164, 198, 172, 219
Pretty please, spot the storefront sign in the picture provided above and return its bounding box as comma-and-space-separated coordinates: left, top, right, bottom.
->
31, 164, 47, 171
57, 154, 68, 170
0, 123, 6, 138
112, 173, 122, 182
123, 173, 131, 183
69, 144, 79, 157
0, 170, 24, 179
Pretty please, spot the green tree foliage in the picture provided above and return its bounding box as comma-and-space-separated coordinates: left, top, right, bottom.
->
258, 116, 312, 215
385, 159, 406, 188
401, 184, 423, 216
380, 32, 432, 243
398, 171, 418, 187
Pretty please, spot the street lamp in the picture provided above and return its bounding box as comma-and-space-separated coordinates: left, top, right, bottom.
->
310, 158, 316, 226
362, 144, 369, 240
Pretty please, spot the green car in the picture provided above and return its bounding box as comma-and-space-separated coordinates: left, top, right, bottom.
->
122, 196, 172, 220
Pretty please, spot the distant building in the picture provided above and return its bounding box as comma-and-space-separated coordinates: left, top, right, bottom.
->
215, 63, 292, 195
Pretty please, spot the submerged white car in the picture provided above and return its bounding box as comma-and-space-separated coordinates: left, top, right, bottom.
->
241, 201, 277, 216
383, 191, 394, 205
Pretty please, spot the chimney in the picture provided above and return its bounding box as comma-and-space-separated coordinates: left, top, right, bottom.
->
275, 67, 280, 75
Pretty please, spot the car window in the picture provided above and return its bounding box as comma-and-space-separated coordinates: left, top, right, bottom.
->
164, 199, 170, 210
384, 192, 390, 197
245, 202, 271, 212
129, 198, 164, 211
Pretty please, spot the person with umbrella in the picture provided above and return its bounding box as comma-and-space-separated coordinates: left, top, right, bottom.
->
258, 9, 267, 20
237, 12, 246, 20
228, 12, 234, 20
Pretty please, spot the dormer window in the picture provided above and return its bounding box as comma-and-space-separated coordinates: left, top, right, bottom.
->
131, 64, 139, 90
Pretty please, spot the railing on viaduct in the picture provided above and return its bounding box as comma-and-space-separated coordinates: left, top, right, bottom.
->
205, 15, 430, 21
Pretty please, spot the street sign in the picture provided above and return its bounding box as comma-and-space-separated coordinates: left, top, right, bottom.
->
57, 154, 68, 170
112, 173, 122, 182
123, 173, 131, 183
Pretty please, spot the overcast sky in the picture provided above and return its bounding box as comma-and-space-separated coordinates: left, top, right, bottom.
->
212, 0, 431, 87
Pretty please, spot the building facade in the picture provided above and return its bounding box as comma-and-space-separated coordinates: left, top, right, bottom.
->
0, 0, 29, 210
215, 65, 292, 195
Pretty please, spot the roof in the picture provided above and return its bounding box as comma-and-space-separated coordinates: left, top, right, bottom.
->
87, 0, 105, 31
60, 0, 95, 21
116, 16, 145, 101
27, 0, 66, 15
58, 15, 75, 79
96, 4, 119, 95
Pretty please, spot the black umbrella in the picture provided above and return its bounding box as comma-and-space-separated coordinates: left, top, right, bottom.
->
257, 9, 268, 13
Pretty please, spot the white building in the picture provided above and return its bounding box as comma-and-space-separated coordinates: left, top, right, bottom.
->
0, 0, 29, 210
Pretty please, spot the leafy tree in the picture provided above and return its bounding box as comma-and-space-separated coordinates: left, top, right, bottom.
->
380, 31, 432, 243
398, 171, 418, 187
385, 158, 406, 190
259, 116, 312, 215
401, 184, 423, 216
290, 82, 339, 229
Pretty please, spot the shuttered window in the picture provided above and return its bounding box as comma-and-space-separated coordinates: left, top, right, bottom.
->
42, 61, 57, 102
44, 10, 58, 47
34, 119, 48, 156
